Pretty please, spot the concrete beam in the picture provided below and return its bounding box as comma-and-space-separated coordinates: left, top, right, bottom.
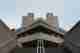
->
17, 33, 64, 44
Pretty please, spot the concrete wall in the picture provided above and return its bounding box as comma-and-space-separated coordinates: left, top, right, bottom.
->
46, 16, 59, 31
0, 21, 17, 53
0, 23, 10, 44
17, 33, 63, 44
64, 21, 80, 53
22, 13, 35, 28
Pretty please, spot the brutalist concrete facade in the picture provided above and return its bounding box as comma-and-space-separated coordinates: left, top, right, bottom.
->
0, 13, 80, 53
15, 13, 64, 53
65, 21, 80, 53
0, 20, 16, 53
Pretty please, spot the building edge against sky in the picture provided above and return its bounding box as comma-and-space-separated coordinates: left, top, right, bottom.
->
0, 12, 79, 32
0, 12, 64, 53
0, 12, 80, 53
0, 13, 73, 32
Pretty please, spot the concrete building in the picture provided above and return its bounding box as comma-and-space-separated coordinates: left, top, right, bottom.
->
0, 12, 79, 53
0, 20, 16, 53
65, 20, 80, 53
15, 13, 64, 53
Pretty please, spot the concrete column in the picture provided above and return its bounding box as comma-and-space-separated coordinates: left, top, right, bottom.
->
22, 13, 34, 27
46, 13, 59, 30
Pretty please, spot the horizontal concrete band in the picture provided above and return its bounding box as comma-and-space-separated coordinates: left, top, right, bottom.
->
17, 23, 64, 35
17, 33, 64, 43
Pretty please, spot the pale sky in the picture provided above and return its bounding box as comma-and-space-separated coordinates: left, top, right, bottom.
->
0, 0, 80, 31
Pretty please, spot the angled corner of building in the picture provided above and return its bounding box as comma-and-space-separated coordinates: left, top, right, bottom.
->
64, 20, 80, 53
0, 19, 16, 53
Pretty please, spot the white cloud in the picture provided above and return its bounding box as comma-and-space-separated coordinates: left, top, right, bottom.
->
16, 0, 64, 18
63, 24, 74, 31
7, 24, 16, 29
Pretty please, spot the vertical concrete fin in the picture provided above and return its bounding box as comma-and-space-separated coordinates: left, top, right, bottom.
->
22, 13, 34, 27
46, 12, 59, 30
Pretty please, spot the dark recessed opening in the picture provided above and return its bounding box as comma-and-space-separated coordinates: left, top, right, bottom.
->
21, 40, 62, 48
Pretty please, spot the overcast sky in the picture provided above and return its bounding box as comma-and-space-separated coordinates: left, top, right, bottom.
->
0, 0, 80, 31
16, 0, 64, 29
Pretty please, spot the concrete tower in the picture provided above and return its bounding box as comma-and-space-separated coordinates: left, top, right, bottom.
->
22, 12, 34, 27
46, 12, 59, 31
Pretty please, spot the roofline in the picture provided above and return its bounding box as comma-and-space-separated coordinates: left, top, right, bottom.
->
16, 18, 64, 35
68, 20, 80, 32
64, 20, 80, 37
16, 22, 64, 36
0, 19, 10, 30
